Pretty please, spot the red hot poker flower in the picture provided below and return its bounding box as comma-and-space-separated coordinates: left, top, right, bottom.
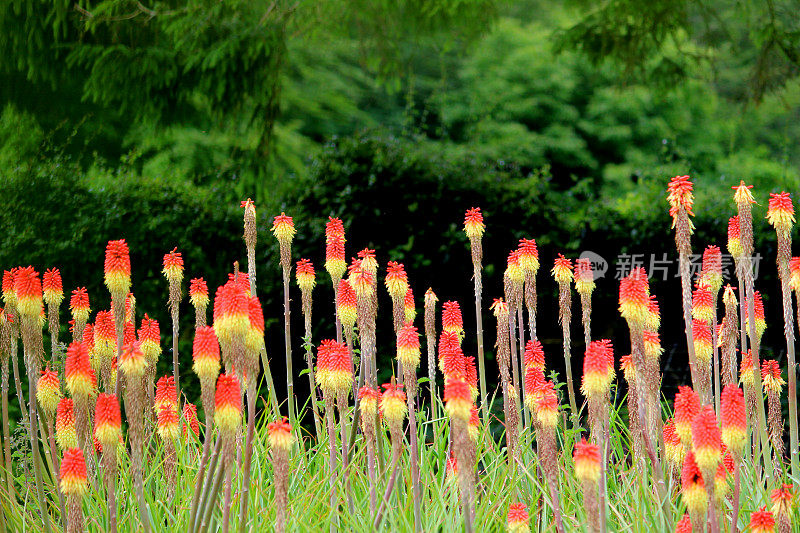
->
380, 382, 408, 426
749, 506, 776, 533
442, 301, 464, 336
674, 386, 701, 445
463, 207, 485, 239
162, 248, 184, 284
154, 375, 177, 413
681, 452, 707, 520
183, 402, 200, 438
43, 268, 63, 306
60, 447, 89, 496
699, 245, 723, 293
619, 270, 650, 327
720, 384, 747, 459
507, 503, 529, 533
573, 437, 601, 483
193, 326, 220, 381
385, 261, 408, 300
271, 213, 295, 243
404, 287, 415, 324
267, 417, 293, 451
295, 259, 316, 292
337, 279, 357, 328
397, 323, 421, 369
14, 266, 42, 318
551, 254, 573, 284
94, 393, 122, 447
104, 239, 132, 297
517, 239, 539, 273
444, 378, 472, 422
69, 287, 90, 322
771, 484, 794, 519
691, 284, 714, 322
56, 398, 77, 451
523, 339, 545, 371
762, 360, 785, 392
691, 404, 722, 476
37, 366, 61, 416
790, 257, 800, 292
581, 339, 614, 397
767, 192, 795, 233
727, 216, 743, 258
316, 339, 352, 398
733, 181, 755, 205
189, 278, 209, 309
675, 514, 692, 533
574, 258, 595, 294
65, 342, 96, 398
214, 374, 242, 435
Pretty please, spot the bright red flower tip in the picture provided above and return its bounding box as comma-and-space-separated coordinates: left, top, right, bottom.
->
463, 207, 485, 239
104, 239, 131, 296
37, 366, 61, 416
444, 378, 472, 421
295, 258, 316, 292
674, 386, 701, 444
380, 382, 407, 424
619, 270, 650, 326
189, 277, 209, 306
573, 437, 601, 482
397, 323, 421, 368
582, 339, 614, 397
2, 268, 17, 303
325, 216, 345, 242
675, 514, 692, 533
13, 266, 42, 317
214, 373, 242, 434
442, 301, 464, 334
507, 502, 528, 531
551, 254, 573, 284
65, 342, 95, 397
192, 326, 220, 380
749, 506, 776, 533
316, 339, 353, 397
162, 247, 184, 284
69, 287, 90, 319
517, 238, 539, 273
267, 416, 293, 450
154, 375, 177, 412
271, 212, 295, 243
505, 250, 524, 283
60, 447, 88, 496
771, 484, 794, 516
385, 261, 409, 300
94, 393, 122, 446
42, 268, 63, 305
692, 404, 722, 475
523, 339, 545, 371
720, 384, 746, 457
667, 175, 695, 218
761, 360, 785, 392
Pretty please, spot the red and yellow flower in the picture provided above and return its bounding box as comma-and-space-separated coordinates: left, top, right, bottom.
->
60, 447, 89, 496
37, 366, 61, 417
183, 403, 200, 438
2, 268, 17, 306
506, 502, 528, 533
691, 284, 714, 323
271, 213, 296, 244
189, 278, 209, 309
692, 404, 722, 478
93, 310, 117, 367
245, 296, 265, 356
119, 340, 147, 378
65, 342, 96, 398
581, 339, 614, 398
193, 326, 221, 381
463, 207, 485, 240
69, 287, 90, 323
675, 514, 692, 533
316, 339, 352, 398
42, 268, 63, 307
663, 418, 685, 468
681, 452, 707, 521
213, 280, 249, 345
762, 360, 785, 393
94, 393, 122, 448
619, 270, 650, 327
357, 248, 378, 275
699, 245, 723, 293
674, 386, 701, 446
667, 175, 695, 224
267, 417, 293, 451
56, 398, 77, 450
505, 250, 524, 286
162, 247, 184, 285
574, 258, 595, 294
13, 266, 42, 318
444, 378, 472, 422
733, 181, 755, 205
104, 239, 131, 298
214, 374, 242, 435
771, 484, 794, 522
157, 403, 180, 440
749, 506, 776, 533
720, 384, 747, 460
404, 287, 415, 324
358, 386, 380, 419
573, 437, 601, 483
336, 279, 357, 328
523, 339, 545, 371
517, 239, 539, 273
692, 319, 712, 365
397, 323, 421, 369
442, 301, 464, 337
154, 375, 178, 414
380, 382, 407, 425
533, 379, 559, 429
295, 259, 316, 292
551, 254, 573, 284
727, 216, 743, 258
385, 261, 409, 301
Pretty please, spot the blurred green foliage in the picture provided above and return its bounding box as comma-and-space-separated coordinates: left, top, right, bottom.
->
1, 1, 799, 415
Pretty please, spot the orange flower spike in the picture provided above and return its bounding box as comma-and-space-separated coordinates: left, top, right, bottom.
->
506, 503, 529, 533
189, 278, 209, 309
761, 360, 785, 393
667, 175, 695, 224
699, 245, 723, 293
183, 403, 200, 438
733, 181, 755, 205
154, 375, 178, 413
404, 287, 415, 324
691, 284, 714, 323
2, 269, 17, 306
104, 239, 132, 298
336, 279, 357, 328
619, 270, 650, 327
440, 343, 466, 382
267, 417, 294, 452
790, 257, 800, 292
573, 437, 602, 483
380, 382, 408, 425
464, 355, 478, 399
13, 266, 42, 318
727, 216, 743, 258
119, 340, 147, 378
442, 301, 464, 337
214, 373, 242, 435
463, 207, 485, 239
65, 342, 96, 398
246, 295, 265, 354
681, 452, 708, 521
69, 287, 90, 323
674, 386, 701, 445
55, 398, 77, 450
37, 366, 62, 416
138, 313, 161, 362
193, 326, 221, 381
692, 319, 713, 364
162, 247, 184, 285
767, 192, 795, 235
692, 405, 722, 477
749, 506, 776, 533
574, 258, 595, 295
385, 261, 409, 301
157, 404, 180, 440
771, 484, 794, 520
295, 259, 316, 292
581, 339, 613, 398
720, 384, 747, 459
505, 250, 524, 285
94, 393, 122, 447
663, 418, 685, 467
523, 339, 545, 371
675, 514, 693, 533
523, 366, 545, 411
397, 323, 421, 369
315, 339, 353, 398
517, 238, 540, 273
42, 268, 63, 307
551, 254, 573, 285
468, 405, 480, 441
325, 238, 346, 282
753, 291, 767, 338
534, 380, 560, 429
271, 213, 296, 244
444, 378, 472, 422
740, 351, 756, 388
60, 448, 89, 497
358, 386, 381, 420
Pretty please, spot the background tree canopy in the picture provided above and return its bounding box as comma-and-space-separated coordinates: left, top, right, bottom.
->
1, 0, 799, 419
